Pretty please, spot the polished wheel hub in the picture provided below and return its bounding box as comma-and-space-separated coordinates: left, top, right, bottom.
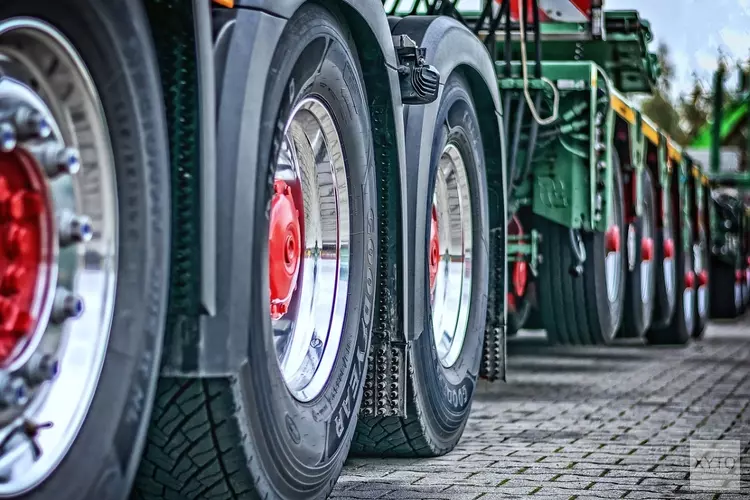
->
430, 144, 472, 369
270, 97, 349, 403
604, 200, 622, 303
0, 19, 117, 493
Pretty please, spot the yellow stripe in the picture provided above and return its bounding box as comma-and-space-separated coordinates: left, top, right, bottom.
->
692, 165, 700, 178
610, 94, 636, 125
701, 175, 709, 186
667, 143, 681, 162
641, 122, 659, 145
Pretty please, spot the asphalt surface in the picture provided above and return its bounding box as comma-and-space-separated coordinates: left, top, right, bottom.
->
334, 316, 750, 499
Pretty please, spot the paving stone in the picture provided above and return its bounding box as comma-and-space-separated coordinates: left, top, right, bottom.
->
334, 319, 750, 499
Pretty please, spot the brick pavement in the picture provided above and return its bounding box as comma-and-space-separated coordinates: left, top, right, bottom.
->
334, 316, 750, 499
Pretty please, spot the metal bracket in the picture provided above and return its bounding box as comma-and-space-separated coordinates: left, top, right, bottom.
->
392, 34, 440, 105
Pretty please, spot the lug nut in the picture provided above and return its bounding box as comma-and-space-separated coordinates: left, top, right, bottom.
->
0, 374, 29, 407
58, 211, 93, 247
51, 287, 84, 324
0, 122, 16, 152
13, 107, 51, 140
21, 353, 59, 384
34, 143, 80, 177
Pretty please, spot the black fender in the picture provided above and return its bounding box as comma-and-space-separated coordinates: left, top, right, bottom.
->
390, 15, 508, 345
162, 0, 408, 376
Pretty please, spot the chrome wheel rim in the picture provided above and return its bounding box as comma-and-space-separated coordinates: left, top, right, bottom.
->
0, 19, 117, 493
604, 188, 622, 303
694, 241, 707, 318
430, 144, 472, 369
640, 197, 654, 305
662, 193, 676, 301
270, 97, 349, 403
683, 240, 694, 329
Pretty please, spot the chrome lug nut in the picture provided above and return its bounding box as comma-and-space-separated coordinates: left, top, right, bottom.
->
0, 374, 29, 407
58, 210, 93, 246
13, 107, 51, 140
0, 122, 16, 152
51, 287, 84, 324
21, 353, 59, 384
33, 143, 81, 177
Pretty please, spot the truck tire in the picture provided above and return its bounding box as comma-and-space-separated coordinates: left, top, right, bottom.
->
650, 179, 678, 329
709, 258, 742, 318
353, 72, 489, 457
0, 2, 171, 499
133, 5, 377, 499
536, 160, 626, 345
692, 224, 710, 338
646, 190, 694, 345
620, 169, 656, 338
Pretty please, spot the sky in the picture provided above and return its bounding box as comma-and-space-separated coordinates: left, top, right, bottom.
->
606, 0, 750, 99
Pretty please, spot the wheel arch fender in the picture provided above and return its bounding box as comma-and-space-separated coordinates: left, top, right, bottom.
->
390, 15, 508, 347
164, 0, 409, 376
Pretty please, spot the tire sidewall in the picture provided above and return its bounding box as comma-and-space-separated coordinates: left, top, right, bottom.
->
412, 72, 488, 438
239, 4, 376, 496
0, 1, 170, 499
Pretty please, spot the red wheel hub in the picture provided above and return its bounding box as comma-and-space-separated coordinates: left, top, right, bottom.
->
605, 225, 620, 253
663, 238, 675, 259
697, 270, 708, 287
269, 180, 302, 320
508, 216, 528, 299
641, 237, 653, 262
0, 151, 50, 362
429, 205, 439, 292
685, 271, 695, 289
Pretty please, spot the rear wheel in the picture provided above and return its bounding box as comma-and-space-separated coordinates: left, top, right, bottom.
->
537, 161, 626, 345
620, 169, 656, 338
647, 188, 693, 345
0, 3, 170, 499
507, 216, 531, 336
651, 180, 677, 329
353, 73, 489, 457
709, 258, 742, 318
134, 5, 377, 499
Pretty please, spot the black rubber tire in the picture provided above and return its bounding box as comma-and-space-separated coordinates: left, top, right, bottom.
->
709, 258, 742, 318
692, 224, 710, 338
507, 294, 532, 336
620, 169, 656, 338
133, 5, 377, 500
536, 161, 626, 345
0, 1, 171, 499
650, 178, 678, 329
351, 72, 489, 457
646, 186, 694, 345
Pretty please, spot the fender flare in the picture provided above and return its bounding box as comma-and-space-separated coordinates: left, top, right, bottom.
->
390, 15, 508, 344
162, 1, 409, 376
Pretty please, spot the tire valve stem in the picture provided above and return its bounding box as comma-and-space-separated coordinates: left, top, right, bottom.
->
50, 287, 84, 324
0, 123, 17, 153
58, 211, 93, 247
21, 420, 53, 460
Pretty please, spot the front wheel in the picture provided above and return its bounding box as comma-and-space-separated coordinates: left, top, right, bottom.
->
353, 72, 489, 457
134, 5, 377, 499
0, 3, 171, 499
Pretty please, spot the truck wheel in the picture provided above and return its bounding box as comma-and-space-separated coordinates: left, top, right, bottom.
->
353, 72, 488, 457
536, 161, 626, 345
709, 258, 742, 318
0, 3, 171, 499
621, 169, 656, 337
650, 180, 677, 329
646, 197, 694, 344
692, 225, 710, 338
134, 5, 377, 499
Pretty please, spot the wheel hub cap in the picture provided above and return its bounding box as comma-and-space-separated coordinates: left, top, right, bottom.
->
268, 180, 301, 320
428, 205, 439, 292
606, 225, 621, 253
663, 238, 675, 259
641, 237, 653, 262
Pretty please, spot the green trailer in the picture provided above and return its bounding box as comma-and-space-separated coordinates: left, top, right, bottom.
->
0, 0, 729, 499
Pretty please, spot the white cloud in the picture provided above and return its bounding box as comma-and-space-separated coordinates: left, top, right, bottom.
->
718, 27, 750, 57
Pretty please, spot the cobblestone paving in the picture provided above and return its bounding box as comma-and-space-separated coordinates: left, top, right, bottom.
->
334, 317, 750, 499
